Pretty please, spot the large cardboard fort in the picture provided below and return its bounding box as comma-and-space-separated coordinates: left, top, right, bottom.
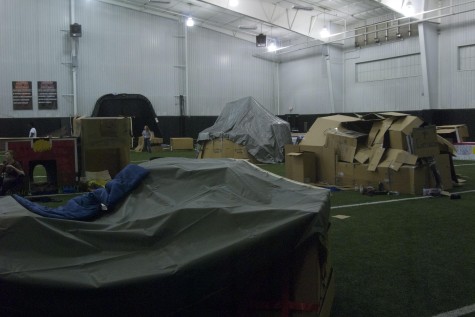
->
286, 112, 457, 195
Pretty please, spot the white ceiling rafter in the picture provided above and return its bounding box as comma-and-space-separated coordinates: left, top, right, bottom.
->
93, 0, 421, 49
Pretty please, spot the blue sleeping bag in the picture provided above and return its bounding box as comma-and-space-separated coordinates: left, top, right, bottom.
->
13, 164, 150, 221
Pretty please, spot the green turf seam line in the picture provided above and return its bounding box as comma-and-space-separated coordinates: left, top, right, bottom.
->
431, 303, 475, 317
453, 162, 475, 167
331, 189, 475, 210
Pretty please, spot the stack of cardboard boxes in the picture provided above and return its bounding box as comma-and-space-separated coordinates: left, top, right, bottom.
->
286, 112, 456, 195
76, 117, 131, 178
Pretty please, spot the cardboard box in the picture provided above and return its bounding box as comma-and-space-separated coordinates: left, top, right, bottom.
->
299, 145, 336, 185
354, 163, 389, 189
300, 115, 362, 147
379, 148, 418, 171
335, 161, 355, 187
436, 124, 469, 143
199, 138, 257, 162
384, 165, 428, 195
432, 153, 453, 191
285, 152, 316, 183
388, 116, 423, 150
79, 117, 131, 177
170, 137, 194, 150
410, 125, 439, 157
325, 128, 366, 163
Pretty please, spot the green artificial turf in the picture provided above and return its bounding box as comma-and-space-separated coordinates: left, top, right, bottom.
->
7, 150, 475, 316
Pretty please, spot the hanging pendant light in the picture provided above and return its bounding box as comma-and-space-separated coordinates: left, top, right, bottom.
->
320, 9, 330, 39
186, 17, 194, 27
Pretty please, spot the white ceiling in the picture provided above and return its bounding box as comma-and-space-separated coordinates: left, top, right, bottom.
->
97, 0, 430, 58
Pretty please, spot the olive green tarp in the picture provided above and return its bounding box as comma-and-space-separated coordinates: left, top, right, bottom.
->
0, 158, 330, 316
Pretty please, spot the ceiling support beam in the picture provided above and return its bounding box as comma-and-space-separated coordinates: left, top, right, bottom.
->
198, 0, 331, 40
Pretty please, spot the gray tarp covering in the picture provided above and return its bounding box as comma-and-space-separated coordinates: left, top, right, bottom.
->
197, 96, 292, 163
0, 158, 330, 316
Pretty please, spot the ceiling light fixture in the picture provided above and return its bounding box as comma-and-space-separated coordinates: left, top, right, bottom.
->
320, 27, 330, 38
404, 0, 415, 16
186, 17, 195, 27
292, 5, 314, 11
229, 0, 239, 7
267, 27, 278, 52
267, 42, 277, 52
320, 9, 330, 39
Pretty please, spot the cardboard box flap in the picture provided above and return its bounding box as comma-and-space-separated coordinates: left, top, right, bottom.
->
325, 127, 367, 139
378, 112, 409, 117
379, 148, 418, 171
325, 128, 366, 163
436, 125, 469, 137
367, 117, 395, 147
437, 135, 457, 156
354, 147, 372, 164
436, 127, 459, 134
357, 113, 385, 120
368, 147, 385, 171
389, 116, 423, 135
300, 115, 362, 147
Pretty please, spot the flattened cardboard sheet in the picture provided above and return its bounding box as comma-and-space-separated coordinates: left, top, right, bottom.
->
368, 147, 385, 171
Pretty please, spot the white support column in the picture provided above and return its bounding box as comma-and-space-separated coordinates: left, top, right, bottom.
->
184, 21, 190, 116
418, 21, 439, 109
70, 0, 78, 116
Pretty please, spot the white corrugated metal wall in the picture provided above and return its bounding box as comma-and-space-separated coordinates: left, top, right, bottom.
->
186, 26, 277, 116
75, 1, 179, 116
439, 0, 475, 109
0, 0, 276, 118
342, 36, 425, 112
0, 0, 71, 118
279, 54, 332, 114
2, 0, 475, 118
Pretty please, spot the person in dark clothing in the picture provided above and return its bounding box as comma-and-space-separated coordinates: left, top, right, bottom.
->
0, 150, 25, 195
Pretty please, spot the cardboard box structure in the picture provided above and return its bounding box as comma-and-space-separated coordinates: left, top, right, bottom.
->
77, 117, 131, 178
170, 137, 194, 150
288, 113, 457, 194
198, 138, 258, 163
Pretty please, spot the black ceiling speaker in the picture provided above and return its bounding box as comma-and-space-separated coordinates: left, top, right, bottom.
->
256, 33, 266, 47
70, 23, 82, 37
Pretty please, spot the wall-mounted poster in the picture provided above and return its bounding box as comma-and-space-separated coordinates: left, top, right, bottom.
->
38, 81, 58, 110
12, 81, 33, 110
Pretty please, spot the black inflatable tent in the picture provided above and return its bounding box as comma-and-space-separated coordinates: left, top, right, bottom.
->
92, 94, 162, 139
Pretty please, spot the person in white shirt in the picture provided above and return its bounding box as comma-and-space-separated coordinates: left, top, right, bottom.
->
29, 122, 37, 138
142, 125, 152, 153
